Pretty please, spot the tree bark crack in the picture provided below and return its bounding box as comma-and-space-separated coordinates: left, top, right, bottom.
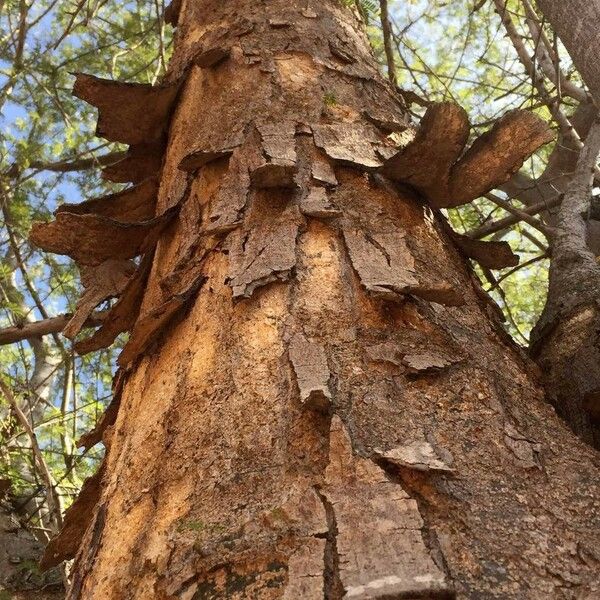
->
314, 487, 344, 600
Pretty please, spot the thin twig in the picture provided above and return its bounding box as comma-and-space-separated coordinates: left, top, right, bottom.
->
379, 0, 398, 87
0, 379, 63, 531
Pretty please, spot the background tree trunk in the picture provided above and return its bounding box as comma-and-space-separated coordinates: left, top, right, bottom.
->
40, 1, 599, 598
527, 0, 600, 446
535, 0, 600, 104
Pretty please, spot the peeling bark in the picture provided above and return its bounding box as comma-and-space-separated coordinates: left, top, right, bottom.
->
30, 204, 178, 266
73, 74, 178, 145
374, 441, 454, 473
382, 103, 552, 208
40, 464, 105, 570
63, 259, 136, 339
449, 110, 554, 207
35, 1, 600, 598
300, 187, 341, 218
450, 232, 519, 270
74, 253, 153, 355
381, 102, 469, 199
102, 142, 165, 184
322, 417, 452, 599
251, 122, 297, 188
56, 177, 159, 222
117, 272, 205, 367
289, 333, 332, 410
227, 197, 300, 299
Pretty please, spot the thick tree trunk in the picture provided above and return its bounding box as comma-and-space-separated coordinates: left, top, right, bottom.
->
535, 0, 600, 105
530, 120, 600, 448
37, 1, 600, 598
526, 1, 600, 446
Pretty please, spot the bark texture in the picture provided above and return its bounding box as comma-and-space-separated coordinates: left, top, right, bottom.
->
535, 0, 600, 105
33, 1, 600, 598
531, 120, 600, 447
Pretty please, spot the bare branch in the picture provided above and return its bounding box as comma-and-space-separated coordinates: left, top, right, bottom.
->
0, 311, 107, 346
484, 192, 552, 238
469, 194, 562, 239
0, 379, 63, 532
379, 0, 397, 87
9, 150, 126, 177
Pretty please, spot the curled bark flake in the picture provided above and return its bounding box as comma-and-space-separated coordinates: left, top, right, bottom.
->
381, 102, 469, 201
77, 394, 119, 451
164, 0, 181, 26
63, 259, 136, 340
402, 352, 454, 373
448, 110, 554, 208
56, 177, 159, 223
312, 122, 386, 170
366, 337, 463, 374
299, 187, 341, 219
310, 151, 338, 187
102, 142, 165, 184
343, 226, 461, 305
30, 205, 178, 266
66, 503, 106, 600
193, 46, 231, 68
366, 341, 405, 368
408, 284, 463, 307
329, 39, 356, 64
251, 123, 298, 188
343, 227, 424, 301
41, 462, 105, 570
363, 109, 410, 134
77, 370, 125, 450
323, 417, 451, 599
450, 232, 519, 270
117, 273, 206, 368
227, 205, 300, 299
179, 147, 236, 173
374, 442, 454, 473
74, 252, 153, 355
73, 73, 178, 145
288, 333, 332, 411
205, 139, 262, 234
381, 103, 552, 208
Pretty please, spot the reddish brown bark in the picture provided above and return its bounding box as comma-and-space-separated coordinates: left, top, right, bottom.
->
32, 1, 600, 598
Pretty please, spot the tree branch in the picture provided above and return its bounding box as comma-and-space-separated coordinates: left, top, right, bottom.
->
379, 0, 398, 87
7, 150, 126, 177
484, 192, 552, 238
0, 379, 63, 532
0, 311, 107, 346
469, 194, 562, 239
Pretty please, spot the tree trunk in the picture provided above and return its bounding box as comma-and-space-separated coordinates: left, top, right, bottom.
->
37, 1, 600, 598
535, 0, 600, 105
530, 120, 600, 448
